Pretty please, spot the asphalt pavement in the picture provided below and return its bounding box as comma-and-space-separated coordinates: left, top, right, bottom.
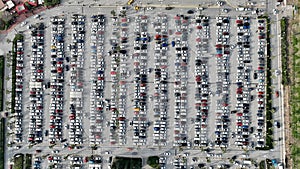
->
0, 0, 293, 168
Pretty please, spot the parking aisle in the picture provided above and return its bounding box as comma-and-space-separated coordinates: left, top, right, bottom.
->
101, 15, 113, 147
43, 15, 54, 144
207, 17, 218, 146
186, 15, 197, 148
80, 13, 93, 147
62, 15, 71, 146
146, 15, 157, 147
167, 15, 177, 148
107, 16, 120, 147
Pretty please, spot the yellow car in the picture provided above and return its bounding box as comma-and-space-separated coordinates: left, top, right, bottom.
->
127, 0, 134, 5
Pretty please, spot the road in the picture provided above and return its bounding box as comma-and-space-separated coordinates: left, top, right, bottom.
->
268, 0, 292, 166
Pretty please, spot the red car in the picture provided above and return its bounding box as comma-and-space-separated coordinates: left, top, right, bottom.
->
275, 91, 279, 98
236, 20, 243, 24
215, 44, 222, 48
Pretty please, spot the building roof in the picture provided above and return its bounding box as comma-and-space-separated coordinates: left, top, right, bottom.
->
15, 3, 28, 14
6, 1, 15, 9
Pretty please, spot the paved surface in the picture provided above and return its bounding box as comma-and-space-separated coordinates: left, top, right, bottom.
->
0, 0, 293, 168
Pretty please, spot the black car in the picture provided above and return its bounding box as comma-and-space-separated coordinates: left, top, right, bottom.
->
275, 121, 280, 128
253, 72, 258, 79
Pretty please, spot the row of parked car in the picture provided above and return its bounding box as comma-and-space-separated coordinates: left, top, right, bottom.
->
254, 18, 267, 148
173, 156, 187, 169
33, 156, 42, 169
233, 16, 254, 148
108, 15, 129, 146
173, 14, 190, 147
193, 15, 210, 147
47, 155, 62, 168
12, 38, 25, 144
28, 23, 45, 144
89, 14, 106, 146
214, 16, 231, 148
49, 16, 66, 144
68, 14, 86, 146
152, 14, 169, 147
132, 15, 150, 146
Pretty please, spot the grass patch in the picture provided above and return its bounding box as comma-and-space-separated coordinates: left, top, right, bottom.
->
24, 154, 32, 169
288, 5, 300, 167
111, 157, 142, 169
263, 16, 274, 149
0, 118, 5, 169
0, 56, 4, 111
147, 156, 160, 169
281, 17, 289, 85
259, 160, 266, 169
44, 0, 60, 7
13, 154, 24, 169
265, 16, 274, 149
291, 9, 300, 167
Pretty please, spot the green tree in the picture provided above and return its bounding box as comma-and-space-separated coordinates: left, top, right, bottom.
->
111, 10, 116, 16
147, 156, 159, 169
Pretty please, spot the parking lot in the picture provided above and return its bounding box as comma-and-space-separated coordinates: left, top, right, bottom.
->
4, 0, 285, 168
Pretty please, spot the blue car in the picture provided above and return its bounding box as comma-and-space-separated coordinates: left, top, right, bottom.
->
154, 127, 160, 131
162, 43, 168, 47
216, 50, 222, 54
97, 70, 104, 74
243, 25, 250, 29
215, 131, 221, 135
171, 41, 175, 47
121, 23, 128, 27
242, 125, 249, 129
272, 159, 278, 167
56, 58, 63, 61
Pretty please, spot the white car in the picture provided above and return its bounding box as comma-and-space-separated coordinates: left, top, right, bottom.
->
275, 69, 280, 76
147, 7, 154, 10
21, 21, 27, 27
